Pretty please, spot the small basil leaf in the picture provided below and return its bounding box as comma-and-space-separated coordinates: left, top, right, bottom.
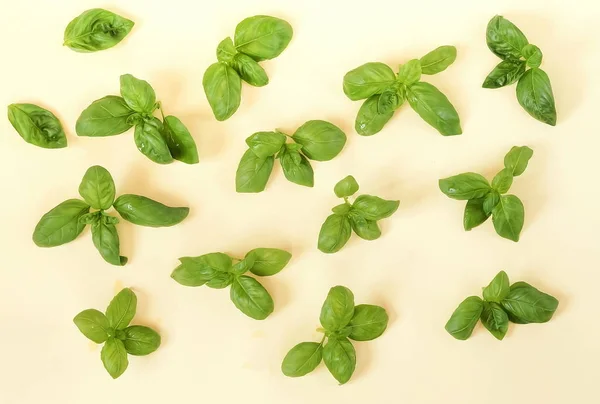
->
482, 60, 526, 89
352, 195, 399, 220
134, 117, 173, 164
407, 82, 462, 136
504, 146, 533, 176
445, 296, 484, 340
163, 115, 199, 164
482, 270, 510, 303
318, 214, 352, 254
491, 195, 525, 242
439, 173, 491, 200
491, 168, 514, 194
481, 302, 509, 340
230, 275, 274, 320
377, 87, 404, 114
231, 255, 256, 276
234, 15, 293, 61
334, 175, 359, 198
348, 211, 381, 241
281, 342, 323, 377
101, 338, 129, 379
73, 309, 110, 344
122, 326, 161, 356
322, 337, 356, 385
483, 191, 501, 215
280, 148, 314, 187
106, 288, 137, 330
171, 254, 231, 286
113, 194, 188, 227
245, 248, 291, 277
33, 199, 90, 247
216, 37, 237, 64
203, 62, 242, 121
332, 204, 351, 215
63, 8, 134, 53
320, 286, 355, 331
101, 212, 119, 225
76, 96, 134, 137
419, 45, 457, 75
245, 131, 287, 158
236, 149, 274, 193
346, 304, 388, 341
79, 211, 102, 225
233, 53, 269, 87
343, 62, 397, 101
78, 165, 116, 210
7, 103, 67, 149
397, 59, 422, 85
501, 282, 559, 323
119, 74, 156, 114
522, 44, 543, 68
291, 120, 346, 162
463, 198, 490, 231
355, 94, 394, 136
92, 219, 127, 266
516, 68, 557, 126
486, 15, 529, 60
205, 272, 234, 289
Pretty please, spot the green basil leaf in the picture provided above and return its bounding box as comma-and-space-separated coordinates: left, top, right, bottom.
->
106, 288, 137, 330
73, 309, 110, 344
334, 175, 359, 198
343, 62, 397, 101
203, 62, 242, 121
280, 148, 314, 187
33, 199, 90, 247
522, 44, 543, 68
7, 103, 67, 149
482, 60, 526, 89
245, 248, 291, 277
332, 204, 351, 215
122, 325, 161, 356
501, 282, 559, 323
483, 191, 500, 215
245, 131, 286, 158
419, 45, 457, 75
163, 115, 199, 164
234, 15, 293, 61
230, 275, 274, 320
377, 87, 404, 114
397, 59, 422, 85
483, 270, 510, 302
205, 272, 234, 289
63, 8, 134, 53
503, 282, 531, 323
113, 194, 188, 227
322, 337, 356, 385
281, 342, 323, 377
78, 165, 115, 210
491, 195, 524, 242
134, 117, 173, 164
216, 37, 237, 64
516, 68, 557, 126
171, 254, 231, 286
491, 168, 514, 194
101, 212, 119, 225
101, 338, 129, 379
352, 195, 399, 220
355, 94, 394, 136
119, 74, 156, 114
445, 296, 484, 340
91, 219, 127, 266
504, 146, 533, 176
76, 96, 134, 137
320, 286, 355, 331
231, 255, 256, 275
407, 82, 462, 136
318, 214, 352, 254
291, 120, 346, 161
79, 211, 101, 225
481, 302, 509, 340
463, 198, 490, 231
171, 263, 206, 286
236, 149, 274, 193
345, 304, 388, 341
348, 211, 381, 241
439, 173, 491, 200
233, 53, 269, 87
486, 15, 529, 60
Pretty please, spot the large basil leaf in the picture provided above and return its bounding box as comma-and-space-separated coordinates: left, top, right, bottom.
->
482, 270, 510, 302
123, 325, 161, 356
481, 302, 509, 340
279, 148, 314, 187
482, 60, 526, 89
203, 62, 242, 121
63, 8, 134, 53
501, 282, 559, 323
355, 95, 395, 136
320, 286, 355, 331
419, 45, 457, 75
397, 59, 422, 85
106, 288, 137, 330
33, 199, 90, 247
76, 96, 134, 137
491, 168, 514, 194
234, 15, 293, 61
92, 219, 127, 266
463, 198, 490, 231
352, 195, 399, 220
445, 296, 483, 340
407, 82, 462, 136
119, 74, 156, 114
78, 165, 115, 210
439, 173, 491, 200
236, 149, 274, 193
281, 342, 323, 377
230, 275, 274, 320
291, 120, 346, 161
245, 131, 286, 158
516, 68, 557, 126
504, 146, 533, 176
345, 304, 388, 341
245, 248, 291, 277
343, 62, 396, 100
163, 115, 199, 164
334, 175, 359, 198
216, 37, 237, 64
348, 211, 381, 241
7, 103, 67, 149
73, 309, 110, 343
134, 117, 173, 164
171, 253, 232, 286
318, 214, 352, 254
101, 338, 129, 379
491, 195, 524, 242
113, 194, 189, 227
322, 337, 356, 385
486, 15, 529, 60
233, 53, 269, 87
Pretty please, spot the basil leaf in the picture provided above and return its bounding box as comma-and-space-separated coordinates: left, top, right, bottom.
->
352, 195, 399, 220
119, 74, 156, 114
73, 309, 110, 344
234, 15, 293, 61
236, 149, 274, 193
463, 198, 490, 231
230, 275, 274, 320
318, 214, 352, 254
439, 173, 491, 200
481, 302, 509, 340
163, 115, 199, 164
216, 37, 237, 64
78, 165, 115, 210
113, 194, 189, 227
33, 199, 90, 247
134, 117, 173, 164
355, 95, 394, 136
334, 175, 359, 198
407, 82, 462, 136
482, 270, 510, 302
122, 325, 161, 356
482, 60, 526, 89
486, 15, 529, 60
445, 296, 483, 340
203, 62, 242, 121
171, 254, 231, 287
231, 255, 256, 275
343, 62, 397, 101
63, 8, 134, 53
76, 96, 134, 137
491, 195, 524, 242
522, 44, 543, 68
101, 338, 129, 379
501, 282, 559, 323
346, 304, 388, 341
332, 203, 351, 215
245, 131, 287, 158
491, 168, 514, 194
504, 146, 533, 176
483, 191, 500, 215
279, 148, 314, 187
7, 103, 67, 149
233, 53, 269, 87
419, 45, 457, 75
206, 272, 234, 289
377, 87, 404, 114
106, 288, 137, 330
397, 59, 422, 85
291, 120, 347, 162
348, 211, 381, 241
320, 286, 355, 331
281, 342, 323, 377
503, 282, 531, 323
322, 337, 356, 385
245, 248, 291, 277
516, 68, 557, 126
91, 219, 127, 266
79, 211, 101, 225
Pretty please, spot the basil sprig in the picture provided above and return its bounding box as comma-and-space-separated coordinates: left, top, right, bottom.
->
282, 286, 388, 384
7, 103, 67, 149
484, 15, 557, 126
318, 176, 399, 253
64, 8, 134, 53
343, 45, 461, 136
171, 248, 292, 320
236, 121, 346, 192
33, 165, 189, 265
76, 74, 199, 164
446, 271, 559, 340
203, 15, 293, 121
439, 146, 533, 242
73, 288, 161, 379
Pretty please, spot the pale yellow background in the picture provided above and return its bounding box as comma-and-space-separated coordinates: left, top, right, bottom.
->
1, 0, 599, 402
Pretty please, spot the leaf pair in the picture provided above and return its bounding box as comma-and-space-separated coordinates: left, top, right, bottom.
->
76, 74, 198, 164
33, 165, 189, 265
439, 146, 533, 242
203, 15, 293, 121
282, 286, 388, 384
64, 8, 134, 53
483, 15, 557, 126
7, 103, 67, 149
343, 45, 461, 136
73, 288, 161, 379
236, 121, 346, 192
171, 248, 292, 320
446, 271, 559, 340
318, 176, 399, 253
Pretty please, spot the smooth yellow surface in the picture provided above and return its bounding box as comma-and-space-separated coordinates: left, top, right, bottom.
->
1, 0, 599, 402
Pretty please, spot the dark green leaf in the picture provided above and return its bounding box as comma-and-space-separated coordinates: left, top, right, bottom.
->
203, 62, 242, 121
355, 94, 394, 136
407, 82, 462, 136
318, 214, 352, 254
106, 288, 137, 330
91, 218, 127, 266
76, 96, 134, 137
245, 248, 291, 276
397, 59, 422, 85
439, 173, 491, 200
482, 270, 510, 302
352, 195, 399, 220
216, 37, 237, 64
122, 325, 161, 356
323, 337, 356, 385
113, 194, 188, 227
279, 147, 314, 187
63, 8, 134, 53
245, 131, 286, 158
292, 120, 346, 162
236, 149, 274, 193
482, 60, 526, 89
134, 117, 173, 164
282, 342, 323, 377
377, 87, 404, 114
73, 309, 110, 344
522, 44, 543, 68
234, 15, 293, 61
492, 195, 524, 242
343, 62, 396, 100
320, 286, 355, 331
419, 45, 457, 75
101, 338, 129, 379
7, 103, 67, 149
334, 175, 359, 198
481, 302, 509, 340
33, 199, 90, 247
501, 282, 559, 323
445, 296, 483, 340
463, 198, 490, 231
486, 15, 529, 60
163, 115, 199, 164
78, 165, 115, 210
492, 168, 514, 194
516, 68, 557, 126
483, 191, 500, 215
348, 211, 381, 241
233, 53, 269, 87
230, 275, 274, 320
119, 74, 156, 114
504, 146, 533, 176
346, 304, 388, 341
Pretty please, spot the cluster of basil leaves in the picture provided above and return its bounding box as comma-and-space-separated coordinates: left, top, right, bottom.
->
343, 45, 461, 137
439, 146, 533, 242
33, 165, 189, 265
74, 288, 161, 379
63, 8, 134, 53
236, 120, 347, 192
282, 286, 388, 384
171, 248, 292, 320
76, 74, 199, 164
484, 15, 557, 126
446, 271, 559, 340
203, 15, 293, 121
318, 176, 399, 253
